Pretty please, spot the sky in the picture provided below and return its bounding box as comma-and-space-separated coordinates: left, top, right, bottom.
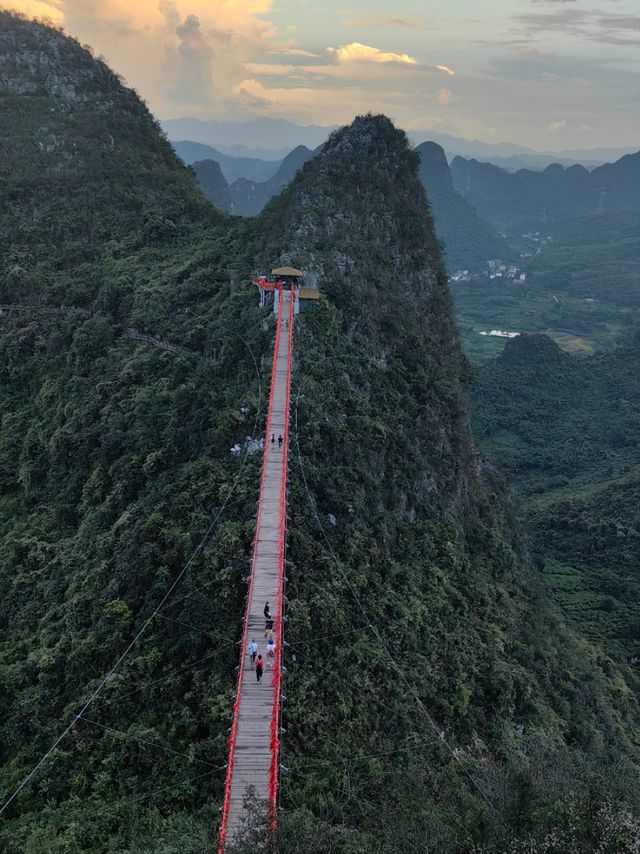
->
4, 0, 640, 149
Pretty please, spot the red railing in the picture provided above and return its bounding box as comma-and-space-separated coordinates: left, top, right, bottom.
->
268, 289, 294, 820
251, 275, 289, 291
218, 287, 285, 852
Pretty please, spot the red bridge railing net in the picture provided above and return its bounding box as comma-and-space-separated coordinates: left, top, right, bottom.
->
269, 289, 294, 814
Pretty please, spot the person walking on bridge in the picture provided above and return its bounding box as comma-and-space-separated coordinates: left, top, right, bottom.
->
278, 434, 283, 449
248, 639, 258, 666
264, 601, 271, 620
255, 655, 264, 683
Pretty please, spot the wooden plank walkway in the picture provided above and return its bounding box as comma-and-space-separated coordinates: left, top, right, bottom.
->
220, 289, 293, 849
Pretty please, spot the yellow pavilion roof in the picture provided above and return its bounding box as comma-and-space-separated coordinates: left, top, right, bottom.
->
271, 266, 303, 277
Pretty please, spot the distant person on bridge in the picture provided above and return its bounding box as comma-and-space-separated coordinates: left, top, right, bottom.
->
255, 655, 264, 683
264, 601, 271, 620
248, 639, 258, 666
267, 637, 275, 660
278, 434, 283, 448
271, 433, 275, 445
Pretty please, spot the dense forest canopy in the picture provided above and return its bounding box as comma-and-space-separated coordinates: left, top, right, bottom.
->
473, 332, 640, 664
0, 12, 638, 853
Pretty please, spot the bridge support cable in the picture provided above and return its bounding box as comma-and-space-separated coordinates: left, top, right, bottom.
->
218, 287, 294, 851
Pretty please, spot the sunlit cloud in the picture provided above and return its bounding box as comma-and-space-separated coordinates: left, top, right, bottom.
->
434, 64, 455, 76
4, 0, 64, 20
245, 62, 298, 76
327, 42, 417, 65
232, 77, 400, 121
3, 0, 281, 114
547, 119, 568, 131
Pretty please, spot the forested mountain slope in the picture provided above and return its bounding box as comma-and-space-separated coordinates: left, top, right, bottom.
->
451, 152, 640, 235
472, 333, 640, 664
0, 13, 638, 853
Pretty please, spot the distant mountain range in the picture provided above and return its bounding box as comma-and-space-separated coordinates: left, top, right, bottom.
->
191, 145, 316, 216
412, 131, 636, 171
225, 145, 315, 216
174, 133, 638, 271
162, 117, 334, 160
162, 116, 637, 171
451, 152, 640, 235
172, 140, 280, 182
191, 159, 231, 212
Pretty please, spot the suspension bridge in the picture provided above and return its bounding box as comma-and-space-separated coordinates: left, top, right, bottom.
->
218, 283, 294, 851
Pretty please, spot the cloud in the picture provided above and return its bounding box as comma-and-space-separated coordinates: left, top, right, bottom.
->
160, 7, 214, 104
547, 119, 568, 131
158, 0, 180, 29
434, 64, 455, 76
437, 87, 453, 104
517, 48, 557, 60
245, 62, 297, 76
4, 0, 64, 20
232, 77, 400, 121
341, 15, 428, 30
327, 42, 417, 65
272, 48, 321, 57
514, 9, 640, 46
5, 0, 281, 113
